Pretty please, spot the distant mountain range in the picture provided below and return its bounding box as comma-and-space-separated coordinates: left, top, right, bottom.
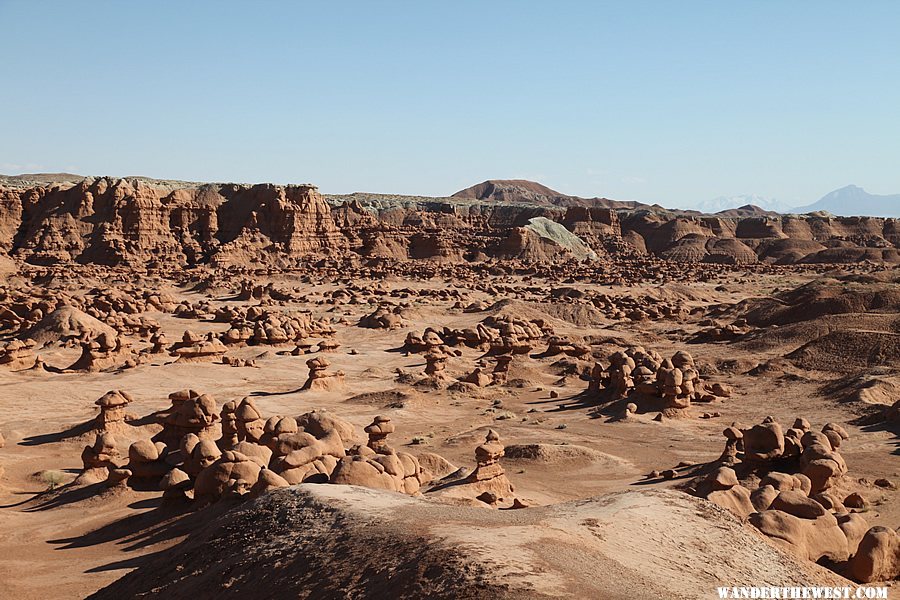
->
690, 186, 898, 218
688, 195, 795, 214
791, 185, 900, 218
455, 181, 900, 218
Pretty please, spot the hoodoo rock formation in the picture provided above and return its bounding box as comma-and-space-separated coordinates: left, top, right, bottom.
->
690, 416, 899, 582
330, 415, 429, 495
3, 174, 900, 597
589, 346, 731, 417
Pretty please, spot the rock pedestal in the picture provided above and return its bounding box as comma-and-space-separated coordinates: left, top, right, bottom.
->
301, 357, 345, 391
94, 390, 135, 433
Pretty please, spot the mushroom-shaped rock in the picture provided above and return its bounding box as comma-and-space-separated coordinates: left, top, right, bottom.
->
719, 426, 743, 465
296, 409, 358, 445
742, 421, 785, 462
77, 432, 121, 485
234, 398, 265, 442
330, 454, 400, 492
465, 430, 514, 498
848, 526, 900, 583
770, 491, 827, 520
174, 393, 220, 440
751, 485, 779, 512
364, 415, 395, 453
184, 438, 222, 477
127, 439, 170, 481
759, 472, 801, 493
301, 357, 345, 391
194, 450, 262, 505
105, 468, 131, 488
160, 468, 192, 500
838, 512, 870, 557
250, 469, 290, 498
231, 441, 273, 468
94, 390, 134, 433
748, 510, 849, 563
460, 367, 492, 387
695, 467, 754, 518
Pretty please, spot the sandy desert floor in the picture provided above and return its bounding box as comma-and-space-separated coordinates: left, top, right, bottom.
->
0, 264, 898, 598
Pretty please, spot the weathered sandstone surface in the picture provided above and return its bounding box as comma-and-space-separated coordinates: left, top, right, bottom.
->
1, 176, 897, 266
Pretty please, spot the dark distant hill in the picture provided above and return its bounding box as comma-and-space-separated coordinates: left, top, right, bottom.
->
712, 204, 780, 218
452, 179, 645, 209
452, 179, 563, 201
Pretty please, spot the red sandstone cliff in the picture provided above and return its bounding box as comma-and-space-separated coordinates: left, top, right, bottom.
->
0, 178, 345, 266
0, 176, 898, 266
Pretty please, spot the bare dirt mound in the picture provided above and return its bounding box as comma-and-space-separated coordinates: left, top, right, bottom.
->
344, 389, 422, 408
703, 237, 758, 264
659, 234, 759, 264
740, 275, 900, 327
90, 488, 502, 600
504, 443, 631, 468
821, 373, 900, 407
787, 330, 900, 372
736, 313, 900, 353
528, 302, 606, 327
453, 179, 566, 202
727, 273, 900, 370
23, 306, 117, 345
801, 247, 900, 263
483, 299, 557, 324
90, 485, 847, 600
754, 238, 827, 263
483, 298, 606, 328
0, 172, 86, 187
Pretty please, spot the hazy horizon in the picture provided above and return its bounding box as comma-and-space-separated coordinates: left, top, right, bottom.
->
2, 1, 899, 208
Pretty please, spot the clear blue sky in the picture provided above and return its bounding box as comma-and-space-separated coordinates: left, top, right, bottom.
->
1, 1, 899, 207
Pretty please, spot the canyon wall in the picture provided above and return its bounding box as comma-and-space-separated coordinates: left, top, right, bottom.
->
0, 177, 898, 266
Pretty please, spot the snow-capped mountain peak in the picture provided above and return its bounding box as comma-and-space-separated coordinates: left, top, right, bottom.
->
689, 195, 793, 214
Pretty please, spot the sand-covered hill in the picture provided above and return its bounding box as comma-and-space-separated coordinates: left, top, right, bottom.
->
90, 485, 847, 599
